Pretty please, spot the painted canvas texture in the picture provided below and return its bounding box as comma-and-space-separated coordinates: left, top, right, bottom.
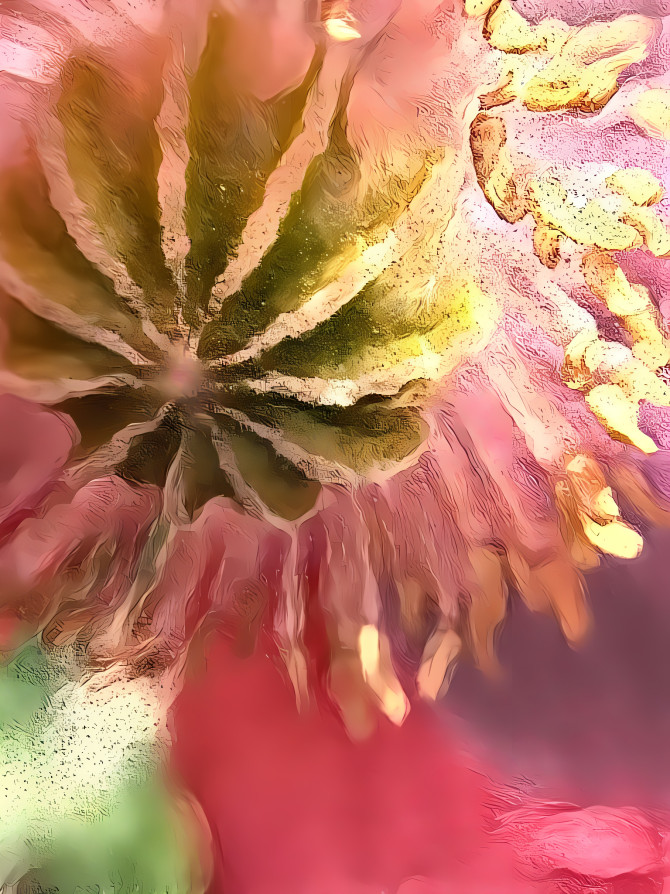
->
0, 0, 670, 891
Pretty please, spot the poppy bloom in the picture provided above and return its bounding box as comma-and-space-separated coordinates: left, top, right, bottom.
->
0, 0, 669, 890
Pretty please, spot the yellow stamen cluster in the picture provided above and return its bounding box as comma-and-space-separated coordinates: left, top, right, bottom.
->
465, 2, 669, 570
358, 625, 409, 725
558, 455, 643, 560
471, 1, 656, 114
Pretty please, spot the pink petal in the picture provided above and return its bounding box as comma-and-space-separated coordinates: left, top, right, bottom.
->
0, 395, 77, 535
0, 475, 160, 643
497, 804, 666, 878
135, 498, 289, 659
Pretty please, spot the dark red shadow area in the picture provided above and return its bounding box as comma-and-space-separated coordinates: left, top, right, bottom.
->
171, 635, 531, 894
170, 525, 670, 894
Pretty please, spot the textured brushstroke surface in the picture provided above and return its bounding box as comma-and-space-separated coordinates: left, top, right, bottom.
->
0, 642, 207, 892
0, 0, 669, 889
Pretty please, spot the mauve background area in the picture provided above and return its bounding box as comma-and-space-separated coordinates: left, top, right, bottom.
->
446, 524, 670, 810
171, 527, 670, 894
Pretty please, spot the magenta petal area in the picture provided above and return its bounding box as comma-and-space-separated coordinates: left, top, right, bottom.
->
0, 395, 77, 535
171, 633, 670, 894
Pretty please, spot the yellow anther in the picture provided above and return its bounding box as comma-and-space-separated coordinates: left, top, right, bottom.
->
579, 515, 643, 559
622, 207, 670, 257
485, 1, 545, 53
586, 383, 658, 453
605, 169, 664, 206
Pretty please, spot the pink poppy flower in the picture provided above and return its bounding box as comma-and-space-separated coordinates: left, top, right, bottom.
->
1, 0, 670, 890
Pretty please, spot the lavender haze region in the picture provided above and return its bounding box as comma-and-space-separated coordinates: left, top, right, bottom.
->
449, 523, 670, 810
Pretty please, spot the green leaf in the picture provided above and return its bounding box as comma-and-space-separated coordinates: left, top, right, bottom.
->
0, 644, 55, 730
28, 782, 198, 894
0, 645, 200, 894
